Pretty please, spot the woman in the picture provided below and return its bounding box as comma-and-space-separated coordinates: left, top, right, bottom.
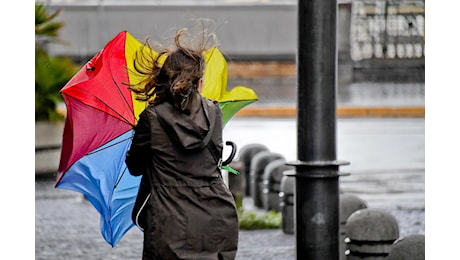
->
125, 27, 239, 260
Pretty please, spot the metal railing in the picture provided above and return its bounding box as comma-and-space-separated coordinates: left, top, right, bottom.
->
350, 0, 425, 60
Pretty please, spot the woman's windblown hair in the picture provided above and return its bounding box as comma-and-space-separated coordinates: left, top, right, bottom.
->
129, 20, 217, 112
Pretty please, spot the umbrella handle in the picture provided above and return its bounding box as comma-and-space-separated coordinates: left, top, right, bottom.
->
222, 141, 237, 166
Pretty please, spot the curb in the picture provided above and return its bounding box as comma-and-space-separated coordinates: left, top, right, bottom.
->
58, 106, 425, 118
235, 106, 425, 118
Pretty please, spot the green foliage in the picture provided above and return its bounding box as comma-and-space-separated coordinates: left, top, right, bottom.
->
35, 49, 78, 121
35, 3, 63, 40
35, 3, 78, 122
238, 209, 282, 230
234, 195, 243, 210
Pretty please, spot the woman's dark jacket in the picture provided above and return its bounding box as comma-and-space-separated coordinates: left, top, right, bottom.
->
126, 93, 238, 260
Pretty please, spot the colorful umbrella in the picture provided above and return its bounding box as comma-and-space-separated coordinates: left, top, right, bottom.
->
55, 31, 257, 246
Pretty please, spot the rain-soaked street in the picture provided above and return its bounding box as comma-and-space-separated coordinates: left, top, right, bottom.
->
35, 117, 425, 260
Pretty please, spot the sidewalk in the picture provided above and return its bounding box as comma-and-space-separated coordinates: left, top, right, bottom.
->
35, 178, 424, 260
235, 196, 424, 260
236, 197, 295, 259
36, 117, 424, 259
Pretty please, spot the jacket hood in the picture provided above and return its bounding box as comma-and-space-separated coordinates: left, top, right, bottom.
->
154, 95, 219, 151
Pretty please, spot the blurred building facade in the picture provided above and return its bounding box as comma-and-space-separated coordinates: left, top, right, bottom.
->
37, 0, 425, 108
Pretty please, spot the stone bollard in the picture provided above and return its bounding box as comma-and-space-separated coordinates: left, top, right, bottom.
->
35, 121, 64, 176
236, 144, 269, 196
262, 159, 294, 212
345, 208, 399, 259
339, 193, 368, 260
249, 151, 284, 208
387, 234, 425, 260
279, 171, 295, 234
227, 160, 245, 210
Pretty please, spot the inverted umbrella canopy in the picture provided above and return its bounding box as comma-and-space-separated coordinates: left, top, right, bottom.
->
201, 47, 258, 125
56, 31, 257, 246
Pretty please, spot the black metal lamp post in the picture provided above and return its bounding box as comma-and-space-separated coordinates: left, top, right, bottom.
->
287, 0, 349, 259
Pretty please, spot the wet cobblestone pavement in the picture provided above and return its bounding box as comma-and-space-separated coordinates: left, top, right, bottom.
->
36, 118, 425, 259
35, 178, 424, 260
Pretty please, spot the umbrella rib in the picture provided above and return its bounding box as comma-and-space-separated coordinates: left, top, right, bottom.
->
113, 129, 135, 189
69, 87, 135, 127
98, 91, 135, 127
107, 44, 138, 126
114, 165, 129, 189
112, 74, 136, 123
87, 135, 133, 156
